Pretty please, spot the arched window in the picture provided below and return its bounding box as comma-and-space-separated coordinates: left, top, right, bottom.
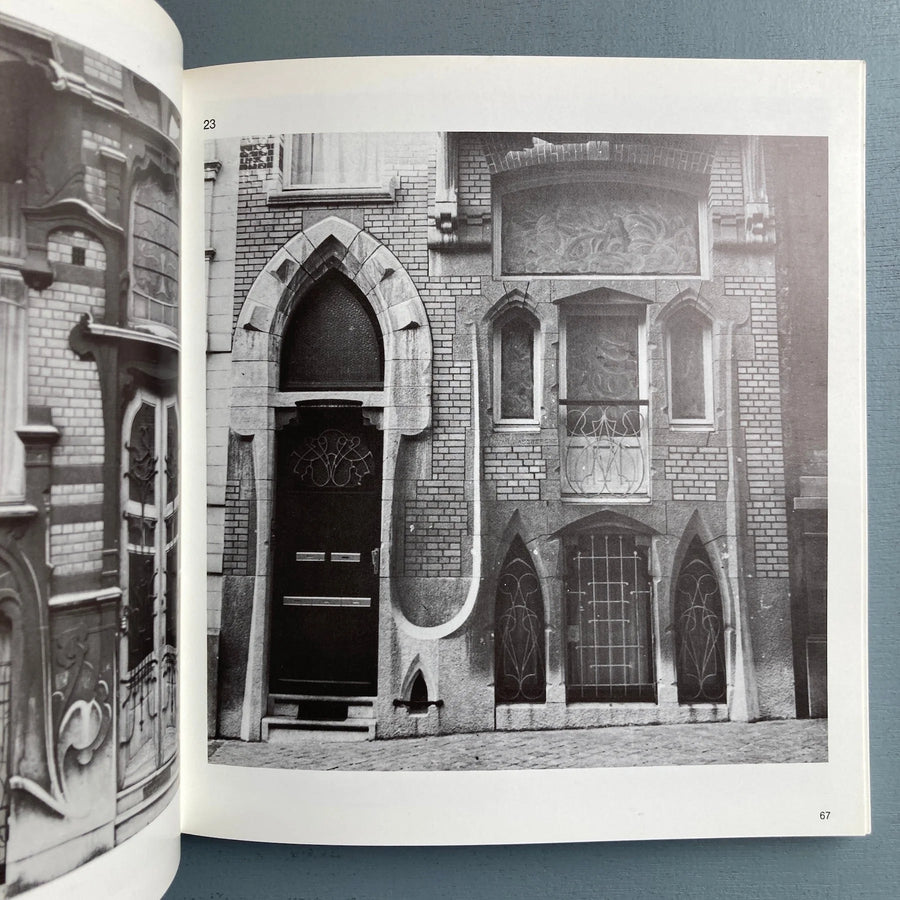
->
492, 309, 540, 425
495, 536, 546, 704
674, 537, 727, 703
666, 308, 713, 426
130, 172, 179, 331
280, 273, 384, 391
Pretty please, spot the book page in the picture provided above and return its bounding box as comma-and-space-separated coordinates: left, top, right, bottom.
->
182, 56, 867, 845
0, 0, 182, 895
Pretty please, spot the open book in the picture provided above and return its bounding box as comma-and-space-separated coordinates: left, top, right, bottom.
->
0, 0, 869, 896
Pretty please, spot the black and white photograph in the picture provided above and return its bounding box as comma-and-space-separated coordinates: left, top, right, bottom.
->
203, 130, 828, 772
0, 10, 179, 894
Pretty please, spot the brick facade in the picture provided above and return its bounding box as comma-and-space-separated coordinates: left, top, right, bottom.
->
205, 130, 823, 743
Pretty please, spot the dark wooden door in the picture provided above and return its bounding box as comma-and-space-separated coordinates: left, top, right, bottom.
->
270, 407, 382, 697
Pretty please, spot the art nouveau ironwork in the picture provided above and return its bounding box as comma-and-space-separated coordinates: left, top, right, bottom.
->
495, 537, 546, 704
290, 428, 375, 488
562, 313, 649, 496
674, 537, 727, 703
565, 532, 656, 702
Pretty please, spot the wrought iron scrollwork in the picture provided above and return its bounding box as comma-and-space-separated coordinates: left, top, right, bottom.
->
674, 538, 727, 703
291, 428, 374, 488
495, 538, 546, 704
562, 402, 649, 495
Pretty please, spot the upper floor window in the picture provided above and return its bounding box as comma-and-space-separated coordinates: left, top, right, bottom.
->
493, 309, 540, 426
666, 308, 713, 427
289, 133, 388, 187
131, 173, 179, 333
560, 303, 649, 498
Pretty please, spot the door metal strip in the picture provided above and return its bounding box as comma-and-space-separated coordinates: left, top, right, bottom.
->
283, 595, 371, 608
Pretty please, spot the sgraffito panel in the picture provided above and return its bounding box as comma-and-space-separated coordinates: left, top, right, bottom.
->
501, 182, 700, 276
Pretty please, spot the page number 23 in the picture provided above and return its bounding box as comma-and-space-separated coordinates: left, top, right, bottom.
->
203, 119, 216, 130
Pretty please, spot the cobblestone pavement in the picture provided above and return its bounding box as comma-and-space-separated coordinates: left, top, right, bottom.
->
208, 719, 827, 770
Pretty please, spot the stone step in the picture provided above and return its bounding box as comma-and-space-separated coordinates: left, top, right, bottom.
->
261, 715, 376, 743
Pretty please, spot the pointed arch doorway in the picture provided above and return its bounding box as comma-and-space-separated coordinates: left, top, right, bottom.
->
270, 271, 385, 698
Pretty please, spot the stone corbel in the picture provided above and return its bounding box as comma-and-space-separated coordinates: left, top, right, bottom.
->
429, 132, 459, 246
741, 136, 775, 244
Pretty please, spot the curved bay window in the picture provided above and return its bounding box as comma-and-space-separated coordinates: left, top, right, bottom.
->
494, 536, 546, 704
130, 172, 179, 332
280, 272, 384, 391
666, 309, 713, 427
493, 310, 540, 426
674, 537, 727, 703
565, 531, 656, 703
561, 306, 649, 497
120, 393, 178, 788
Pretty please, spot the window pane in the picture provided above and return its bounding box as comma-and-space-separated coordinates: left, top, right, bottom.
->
127, 402, 157, 505
291, 133, 386, 186
499, 318, 534, 419
132, 177, 179, 326
280, 274, 384, 390
669, 317, 707, 420
566, 315, 639, 400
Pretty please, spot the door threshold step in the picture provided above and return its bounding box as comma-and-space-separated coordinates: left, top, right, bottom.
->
270, 693, 376, 705
261, 715, 376, 743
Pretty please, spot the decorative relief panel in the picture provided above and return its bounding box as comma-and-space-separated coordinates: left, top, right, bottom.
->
501, 183, 700, 276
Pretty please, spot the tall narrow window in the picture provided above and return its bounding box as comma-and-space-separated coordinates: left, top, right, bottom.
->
493, 310, 539, 425
565, 531, 655, 702
674, 537, 727, 703
666, 310, 713, 426
495, 536, 546, 704
131, 173, 179, 331
561, 307, 649, 496
120, 393, 178, 788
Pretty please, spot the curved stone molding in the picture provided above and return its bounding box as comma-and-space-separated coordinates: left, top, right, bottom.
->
235, 215, 433, 436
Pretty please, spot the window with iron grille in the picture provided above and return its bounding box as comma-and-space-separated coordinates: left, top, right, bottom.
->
565, 531, 656, 703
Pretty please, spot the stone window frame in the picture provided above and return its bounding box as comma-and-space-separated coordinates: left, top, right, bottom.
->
272, 133, 399, 206
491, 305, 542, 430
664, 306, 715, 429
558, 294, 651, 502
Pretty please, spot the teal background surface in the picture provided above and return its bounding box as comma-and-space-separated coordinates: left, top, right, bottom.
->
156, 1, 899, 896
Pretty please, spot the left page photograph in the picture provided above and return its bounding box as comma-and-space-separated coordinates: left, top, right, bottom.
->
0, 0, 182, 896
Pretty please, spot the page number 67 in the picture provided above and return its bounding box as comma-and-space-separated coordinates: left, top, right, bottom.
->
203, 119, 216, 130
819, 810, 831, 820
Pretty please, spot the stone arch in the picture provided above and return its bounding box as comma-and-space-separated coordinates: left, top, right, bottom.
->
399, 654, 438, 704
235, 215, 432, 436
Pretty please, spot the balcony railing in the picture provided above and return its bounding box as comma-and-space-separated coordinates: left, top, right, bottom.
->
560, 400, 650, 498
